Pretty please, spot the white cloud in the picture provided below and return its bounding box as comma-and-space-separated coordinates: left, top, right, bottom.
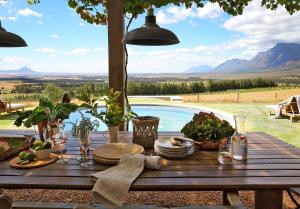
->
157, 3, 222, 25
223, 0, 300, 56
196, 3, 223, 19
34, 47, 103, 55
7, 16, 17, 21
51, 34, 60, 39
35, 48, 58, 53
0, 16, 17, 21
0, 0, 8, 6
37, 20, 44, 25
64, 48, 91, 55
0, 56, 29, 64
78, 23, 85, 27
17, 8, 42, 18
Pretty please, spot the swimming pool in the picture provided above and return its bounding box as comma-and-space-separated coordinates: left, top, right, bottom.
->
63, 105, 202, 132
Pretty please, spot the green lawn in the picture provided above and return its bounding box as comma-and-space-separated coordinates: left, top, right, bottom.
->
196, 103, 300, 148
1, 99, 300, 148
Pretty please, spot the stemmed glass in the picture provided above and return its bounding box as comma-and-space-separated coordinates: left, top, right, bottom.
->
54, 124, 68, 164
79, 129, 92, 168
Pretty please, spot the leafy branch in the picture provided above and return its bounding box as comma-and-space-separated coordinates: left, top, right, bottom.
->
27, 0, 300, 26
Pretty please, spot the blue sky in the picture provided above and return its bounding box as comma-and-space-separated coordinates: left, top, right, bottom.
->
0, 0, 299, 74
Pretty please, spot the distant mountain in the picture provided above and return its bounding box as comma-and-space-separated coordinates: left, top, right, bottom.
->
185, 65, 213, 73
213, 43, 300, 73
0, 66, 39, 75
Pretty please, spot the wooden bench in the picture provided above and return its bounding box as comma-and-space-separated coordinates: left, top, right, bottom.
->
11, 201, 247, 209
3, 192, 247, 209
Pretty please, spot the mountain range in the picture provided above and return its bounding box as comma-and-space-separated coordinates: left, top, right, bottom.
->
186, 43, 300, 73
0, 66, 39, 75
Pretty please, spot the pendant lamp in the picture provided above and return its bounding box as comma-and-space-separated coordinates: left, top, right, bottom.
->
0, 20, 27, 47
122, 8, 179, 46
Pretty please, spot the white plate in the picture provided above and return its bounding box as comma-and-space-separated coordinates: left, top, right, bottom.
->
154, 144, 194, 158
155, 137, 193, 149
155, 146, 193, 154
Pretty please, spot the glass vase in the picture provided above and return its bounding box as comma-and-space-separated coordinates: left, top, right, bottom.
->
231, 115, 247, 160
79, 128, 92, 168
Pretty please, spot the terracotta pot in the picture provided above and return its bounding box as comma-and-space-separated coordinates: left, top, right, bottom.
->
194, 138, 228, 150
108, 126, 119, 143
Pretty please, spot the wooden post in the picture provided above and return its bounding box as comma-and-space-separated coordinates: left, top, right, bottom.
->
197, 93, 200, 103
275, 92, 278, 102
255, 189, 282, 209
236, 93, 240, 103
107, 0, 125, 131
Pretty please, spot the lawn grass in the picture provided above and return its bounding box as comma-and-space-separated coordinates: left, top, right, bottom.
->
1, 98, 299, 148
182, 86, 300, 103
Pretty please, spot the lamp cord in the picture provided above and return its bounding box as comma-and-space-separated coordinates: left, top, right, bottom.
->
124, 14, 136, 106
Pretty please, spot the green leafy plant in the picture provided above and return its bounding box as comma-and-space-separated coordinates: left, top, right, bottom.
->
181, 112, 234, 142
14, 98, 78, 128
70, 111, 100, 138
84, 89, 137, 127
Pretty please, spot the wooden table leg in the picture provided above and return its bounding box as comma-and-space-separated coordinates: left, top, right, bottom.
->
255, 189, 283, 209
223, 189, 238, 205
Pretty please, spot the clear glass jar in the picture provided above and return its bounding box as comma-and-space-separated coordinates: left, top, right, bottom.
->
231, 115, 247, 160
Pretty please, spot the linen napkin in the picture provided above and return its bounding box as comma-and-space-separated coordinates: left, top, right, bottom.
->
90, 154, 162, 209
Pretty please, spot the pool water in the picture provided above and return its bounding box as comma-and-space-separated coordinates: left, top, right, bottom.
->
63, 105, 201, 132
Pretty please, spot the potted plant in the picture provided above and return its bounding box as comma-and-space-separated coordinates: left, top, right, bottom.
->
181, 112, 235, 150
14, 98, 78, 141
87, 89, 136, 143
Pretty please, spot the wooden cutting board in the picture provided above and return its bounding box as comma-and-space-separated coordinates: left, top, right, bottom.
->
9, 153, 58, 169
93, 143, 144, 160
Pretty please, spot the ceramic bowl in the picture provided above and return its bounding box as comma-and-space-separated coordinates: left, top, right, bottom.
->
31, 148, 52, 160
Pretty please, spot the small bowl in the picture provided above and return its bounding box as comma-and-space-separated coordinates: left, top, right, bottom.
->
31, 149, 52, 160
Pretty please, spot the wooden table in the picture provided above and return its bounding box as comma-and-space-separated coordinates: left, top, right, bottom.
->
1, 131, 300, 209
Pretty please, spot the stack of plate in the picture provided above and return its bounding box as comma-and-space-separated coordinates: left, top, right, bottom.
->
154, 137, 194, 158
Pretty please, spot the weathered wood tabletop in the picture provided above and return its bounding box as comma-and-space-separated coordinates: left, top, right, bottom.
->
0, 131, 300, 209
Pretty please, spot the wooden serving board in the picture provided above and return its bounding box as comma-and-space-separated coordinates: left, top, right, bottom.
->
93, 143, 144, 160
9, 153, 58, 169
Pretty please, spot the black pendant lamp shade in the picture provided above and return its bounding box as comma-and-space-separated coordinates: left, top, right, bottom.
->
0, 21, 27, 47
122, 8, 179, 46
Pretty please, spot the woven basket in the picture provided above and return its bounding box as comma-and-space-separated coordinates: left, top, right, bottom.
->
132, 116, 160, 148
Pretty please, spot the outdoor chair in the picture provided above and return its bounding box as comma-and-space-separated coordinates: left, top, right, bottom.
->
266, 95, 300, 122
287, 188, 300, 209
280, 96, 300, 122
0, 100, 25, 116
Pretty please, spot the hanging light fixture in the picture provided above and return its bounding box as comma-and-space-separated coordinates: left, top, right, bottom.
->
0, 20, 27, 47
122, 7, 180, 46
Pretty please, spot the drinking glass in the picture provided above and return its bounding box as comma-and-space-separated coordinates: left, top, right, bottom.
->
218, 142, 233, 165
79, 129, 92, 168
54, 125, 68, 164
